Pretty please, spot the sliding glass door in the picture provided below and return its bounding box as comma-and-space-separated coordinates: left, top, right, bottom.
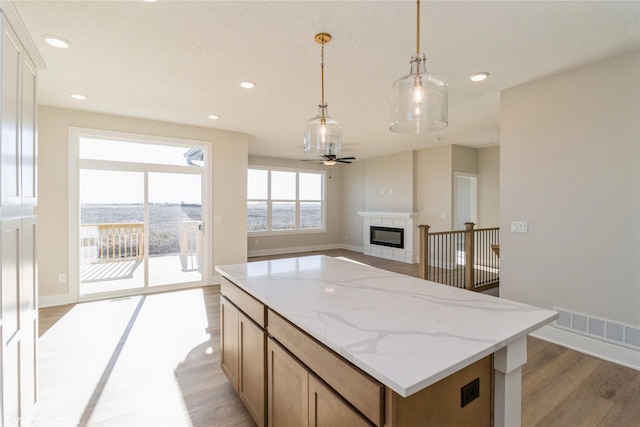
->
76, 132, 207, 299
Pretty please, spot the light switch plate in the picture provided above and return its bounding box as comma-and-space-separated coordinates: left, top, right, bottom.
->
511, 221, 528, 233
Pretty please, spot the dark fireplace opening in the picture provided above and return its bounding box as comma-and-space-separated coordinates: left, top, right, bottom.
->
370, 226, 404, 249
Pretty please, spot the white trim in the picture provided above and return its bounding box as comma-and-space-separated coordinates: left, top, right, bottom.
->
68, 129, 80, 303
247, 243, 342, 258
244, 243, 364, 260
357, 212, 418, 219
531, 324, 640, 371
38, 294, 73, 308
341, 243, 363, 253
453, 172, 478, 229
0, 0, 46, 69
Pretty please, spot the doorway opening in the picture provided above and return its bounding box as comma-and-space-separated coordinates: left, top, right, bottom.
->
454, 173, 478, 265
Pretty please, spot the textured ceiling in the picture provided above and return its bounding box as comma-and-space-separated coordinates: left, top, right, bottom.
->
14, 0, 640, 161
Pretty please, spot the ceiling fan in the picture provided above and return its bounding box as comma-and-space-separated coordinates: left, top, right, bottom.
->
302, 154, 356, 166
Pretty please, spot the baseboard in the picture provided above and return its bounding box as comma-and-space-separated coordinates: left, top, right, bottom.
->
247, 243, 344, 258
340, 243, 363, 253
531, 324, 640, 371
39, 293, 73, 308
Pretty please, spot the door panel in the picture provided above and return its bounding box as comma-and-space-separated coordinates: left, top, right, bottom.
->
148, 172, 202, 287
2, 219, 20, 340
79, 170, 145, 296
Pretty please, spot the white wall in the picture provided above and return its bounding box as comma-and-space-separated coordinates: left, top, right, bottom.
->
415, 145, 452, 231
37, 106, 249, 305
364, 150, 415, 212
452, 145, 478, 175
500, 50, 640, 366
341, 160, 366, 251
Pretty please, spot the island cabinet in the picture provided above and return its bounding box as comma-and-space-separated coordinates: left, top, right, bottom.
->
221, 274, 494, 427
220, 277, 267, 427
217, 256, 558, 427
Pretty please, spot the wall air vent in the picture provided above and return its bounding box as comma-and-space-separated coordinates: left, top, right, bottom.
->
554, 307, 640, 351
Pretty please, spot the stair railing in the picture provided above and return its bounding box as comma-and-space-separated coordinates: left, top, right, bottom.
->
418, 223, 499, 291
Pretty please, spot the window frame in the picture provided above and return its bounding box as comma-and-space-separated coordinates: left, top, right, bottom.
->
247, 165, 326, 236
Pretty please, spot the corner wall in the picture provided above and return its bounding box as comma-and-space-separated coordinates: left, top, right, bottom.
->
477, 146, 499, 228
500, 50, 640, 368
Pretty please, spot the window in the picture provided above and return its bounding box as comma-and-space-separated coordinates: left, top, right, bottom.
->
248, 167, 325, 234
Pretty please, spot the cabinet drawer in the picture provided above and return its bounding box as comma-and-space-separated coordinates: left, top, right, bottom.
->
221, 277, 266, 328
268, 310, 384, 427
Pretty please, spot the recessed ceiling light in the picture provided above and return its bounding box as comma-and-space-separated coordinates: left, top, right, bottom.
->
70, 93, 87, 100
208, 114, 220, 120
469, 72, 490, 82
43, 35, 70, 49
143, 0, 158, 3
239, 81, 255, 89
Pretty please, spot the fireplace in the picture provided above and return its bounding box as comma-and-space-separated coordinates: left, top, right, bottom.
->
358, 212, 416, 264
370, 226, 404, 249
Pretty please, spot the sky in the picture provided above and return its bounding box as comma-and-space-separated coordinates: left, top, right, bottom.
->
79, 138, 202, 205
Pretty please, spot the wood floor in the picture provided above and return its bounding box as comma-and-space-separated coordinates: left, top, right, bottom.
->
35, 249, 640, 426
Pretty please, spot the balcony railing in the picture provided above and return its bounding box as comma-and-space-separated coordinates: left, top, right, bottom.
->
418, 223, 499, 291
81, 223, 144, 264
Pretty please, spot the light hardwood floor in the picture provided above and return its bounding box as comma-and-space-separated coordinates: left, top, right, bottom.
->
35, 249, 640, 426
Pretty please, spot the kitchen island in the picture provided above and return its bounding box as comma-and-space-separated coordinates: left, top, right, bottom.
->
216, 255, 557, 427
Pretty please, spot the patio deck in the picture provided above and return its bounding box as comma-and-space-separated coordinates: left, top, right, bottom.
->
80, 254, 201, 296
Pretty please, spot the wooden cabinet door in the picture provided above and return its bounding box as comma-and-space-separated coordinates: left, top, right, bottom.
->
239, 312, 266, 427
268, 337, 308, 427
309, 374, 372, 427
220, 296, 240, 392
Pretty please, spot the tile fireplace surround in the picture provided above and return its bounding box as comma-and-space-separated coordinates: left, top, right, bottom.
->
358, 212, 418, 264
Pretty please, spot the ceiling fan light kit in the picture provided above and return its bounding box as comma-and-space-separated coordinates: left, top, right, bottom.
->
389, 0, 448, 134
304, 33, 343, 156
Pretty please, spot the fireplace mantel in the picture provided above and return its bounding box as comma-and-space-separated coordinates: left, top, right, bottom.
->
358, 212, 418, 263
357, 211, 417, 219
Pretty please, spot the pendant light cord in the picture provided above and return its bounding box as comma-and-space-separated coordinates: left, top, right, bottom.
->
416, 0, 420, 54
321, 41, 325, 106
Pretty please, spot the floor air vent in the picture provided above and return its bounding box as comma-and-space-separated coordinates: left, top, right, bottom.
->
554, 307, 640, 351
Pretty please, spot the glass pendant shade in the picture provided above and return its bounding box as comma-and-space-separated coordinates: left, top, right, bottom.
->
390, 53, 448, 133
304, 104, 342, 155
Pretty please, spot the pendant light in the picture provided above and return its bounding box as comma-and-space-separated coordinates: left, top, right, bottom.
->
390, 0, 448, 133
304, 33, 342, 155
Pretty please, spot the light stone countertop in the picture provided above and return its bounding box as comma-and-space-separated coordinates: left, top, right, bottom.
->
215, 255, 558, 397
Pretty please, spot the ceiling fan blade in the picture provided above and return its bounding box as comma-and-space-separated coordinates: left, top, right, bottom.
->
338, 157, 356, 160
337, 160, 352, 164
